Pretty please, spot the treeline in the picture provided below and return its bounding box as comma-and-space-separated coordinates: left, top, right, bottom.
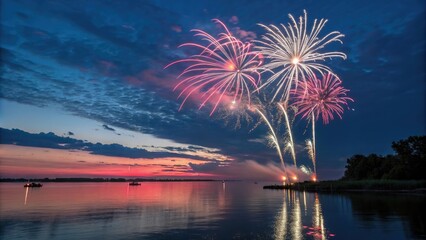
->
343, 136, 425, 180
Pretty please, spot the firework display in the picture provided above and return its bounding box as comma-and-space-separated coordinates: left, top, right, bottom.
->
305, 139, 316, 175
165, 19, 262, 115
167, 11, 353, 181
256, 10, 346, 102
292, 74, 353, 177
292, 73, 353, 125
255, 107, 287, 174
278, 103, 297, 167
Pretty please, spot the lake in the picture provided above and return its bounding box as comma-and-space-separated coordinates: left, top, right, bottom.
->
0, 182, 425, 239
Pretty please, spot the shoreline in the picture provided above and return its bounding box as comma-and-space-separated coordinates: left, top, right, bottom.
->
263, 180, 426, 194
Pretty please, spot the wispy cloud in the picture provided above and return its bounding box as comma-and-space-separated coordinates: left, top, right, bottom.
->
0, 128, 213, 160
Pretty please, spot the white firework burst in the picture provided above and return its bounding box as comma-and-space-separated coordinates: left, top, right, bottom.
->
256, 10, 346, 102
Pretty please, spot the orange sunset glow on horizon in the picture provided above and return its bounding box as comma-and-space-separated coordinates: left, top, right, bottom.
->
0, 145, 217, 179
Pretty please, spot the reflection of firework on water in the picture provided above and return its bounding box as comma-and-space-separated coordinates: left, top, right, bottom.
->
292, 73, 353, 124
303, 225, 335, 238
165, 19, 263, 115
256, 10, 346, 102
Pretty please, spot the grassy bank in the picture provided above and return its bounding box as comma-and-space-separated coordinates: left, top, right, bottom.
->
264, 180, 426, 193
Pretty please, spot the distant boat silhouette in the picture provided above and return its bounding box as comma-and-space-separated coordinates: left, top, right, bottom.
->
24, 183, 42, 188
129, 182, 141, 186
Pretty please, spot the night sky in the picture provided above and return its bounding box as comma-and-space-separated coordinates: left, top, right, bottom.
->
1, 0, 425, 180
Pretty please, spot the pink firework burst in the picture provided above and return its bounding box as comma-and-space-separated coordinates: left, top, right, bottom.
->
165, 19, 262, 115
292, 73, 353, 124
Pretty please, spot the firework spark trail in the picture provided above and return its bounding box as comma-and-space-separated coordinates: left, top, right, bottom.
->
216, 98, 254, 129
254, 107, 288, 180
305, 139, 316, 175
311, 113, 316, 175
299, 165, 313, 175
293, 73, 353, 178
166, 14, 352, 182
165, 19, 263, 115
277, 103, 297, 167
256, 10, 346, 102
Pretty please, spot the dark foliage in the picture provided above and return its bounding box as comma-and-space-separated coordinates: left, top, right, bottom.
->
343, 136, 426, 180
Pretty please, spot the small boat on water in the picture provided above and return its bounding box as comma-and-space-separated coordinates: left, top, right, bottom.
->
24, 183, 43, 188
129, 182, 141, 186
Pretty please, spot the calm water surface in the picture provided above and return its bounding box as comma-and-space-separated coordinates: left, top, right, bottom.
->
0, 182, 425, 239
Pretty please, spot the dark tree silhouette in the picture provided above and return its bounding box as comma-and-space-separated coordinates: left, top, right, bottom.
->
343, 136, 425, 180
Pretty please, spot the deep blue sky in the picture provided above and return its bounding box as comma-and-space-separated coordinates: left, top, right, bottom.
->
1, 0, 425, 179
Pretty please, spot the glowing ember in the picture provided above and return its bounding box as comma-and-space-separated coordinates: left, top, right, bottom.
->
227, 63, 236, 71
291, 57, 300, 65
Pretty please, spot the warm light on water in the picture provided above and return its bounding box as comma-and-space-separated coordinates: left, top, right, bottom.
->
0, 182, 425, 239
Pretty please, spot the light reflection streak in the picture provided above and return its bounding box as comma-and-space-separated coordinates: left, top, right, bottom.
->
291, 192, 302, 240
303, 191, 307, 214
287, 189, 291, 203
24, 187, 29, 205
274, 190, 288, 239
219, 182, 226, 208
313, 193, 326, 239
274, 191, 330, 239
